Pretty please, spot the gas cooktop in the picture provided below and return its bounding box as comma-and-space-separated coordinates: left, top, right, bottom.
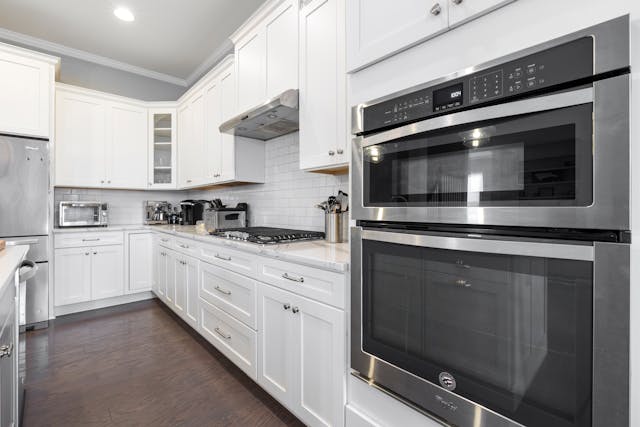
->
210, 227, 325, 244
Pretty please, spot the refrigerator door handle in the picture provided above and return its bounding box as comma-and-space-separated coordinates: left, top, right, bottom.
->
6, 239, 39, 246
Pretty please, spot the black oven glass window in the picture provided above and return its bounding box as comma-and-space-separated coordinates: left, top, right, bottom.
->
363, 104, 593, 207
362, 239, 593, 427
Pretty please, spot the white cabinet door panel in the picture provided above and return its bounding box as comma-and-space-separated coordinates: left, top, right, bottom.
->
55, 90, 106, 187
265, 1, 299, 97
184, 256, 199, 328
0, 51, 51, 138
204, 79, 222, 182
235, 32, 267, 113
54, 247, 91, 306
257, 283, 296, 407
174, 256, 186, 316
91, 245, 124, 300
128, 233, 152, 293
108, 102, 147, 189
219, 67, 236, 182
448, 0, 514, 26
346, 0, 449, 71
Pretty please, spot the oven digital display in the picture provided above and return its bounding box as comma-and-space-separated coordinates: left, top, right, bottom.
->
433, 83, 463, 112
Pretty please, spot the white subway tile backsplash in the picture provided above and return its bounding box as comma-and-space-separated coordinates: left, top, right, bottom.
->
54, 133, 348, 232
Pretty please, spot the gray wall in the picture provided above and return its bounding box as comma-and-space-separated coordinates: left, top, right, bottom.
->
0, 38, 187, 101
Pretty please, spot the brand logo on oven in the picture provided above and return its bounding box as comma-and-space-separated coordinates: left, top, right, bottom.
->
438, 371, 457, 391
435, 395, 458, 412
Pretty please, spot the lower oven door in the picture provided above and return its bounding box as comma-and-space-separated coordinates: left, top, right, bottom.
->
351, 227, 629, 427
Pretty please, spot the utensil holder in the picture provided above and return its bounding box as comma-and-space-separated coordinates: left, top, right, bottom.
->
325, 212, 348, 243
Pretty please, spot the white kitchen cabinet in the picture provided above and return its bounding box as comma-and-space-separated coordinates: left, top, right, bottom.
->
0, 279, 18, 427
0, 43, 57, 138
128, 232, 152, 293
346, 0, 449, 72
448, 0, 515, 27
54, 247, 92, 306
165, 250, 176, 305
154, 245, 170, 300
235, 30, 266, 113
264, 0, 299, 98
91, 245, 124, 300
203, 76, 223, 182
55, 85, 148, 189
346, 0, 517, 72
108, 102, 148, 189
178, 91, 206, 188
218, 66, 237, 182
258, 282, 345, 427
173, 255, 187, 317
299, 0, 348, 171
55, 88, 106, 187
148, 108, 177, 189
232, 0, 298, 115
54, 243, 124, 305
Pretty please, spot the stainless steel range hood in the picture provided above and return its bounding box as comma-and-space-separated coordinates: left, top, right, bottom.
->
219, 89, 299, 141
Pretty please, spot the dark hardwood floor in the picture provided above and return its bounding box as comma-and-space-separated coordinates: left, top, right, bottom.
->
23, 299, 304, 427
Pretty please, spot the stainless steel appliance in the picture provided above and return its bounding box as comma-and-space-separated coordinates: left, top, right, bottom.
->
144, 201, 171, 225
58, 201, 108, 227
351, 16, 630, 231
203, 203, 248, 233
219, 89, 299, 140
180, 200, 209, 225
350, 16, 630, 427
211, 227, 324, 244
0, 134, 49, 330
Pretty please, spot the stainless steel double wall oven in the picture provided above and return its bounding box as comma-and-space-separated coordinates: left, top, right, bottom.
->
350, 16, 630, 427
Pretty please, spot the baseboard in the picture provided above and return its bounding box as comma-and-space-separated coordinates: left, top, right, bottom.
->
54, 292, 156, 316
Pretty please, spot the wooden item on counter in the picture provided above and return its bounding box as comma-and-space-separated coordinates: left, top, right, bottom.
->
0, 240, 5, 251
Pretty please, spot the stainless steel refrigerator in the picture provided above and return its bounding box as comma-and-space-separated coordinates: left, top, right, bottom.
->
0, 134, 49, 328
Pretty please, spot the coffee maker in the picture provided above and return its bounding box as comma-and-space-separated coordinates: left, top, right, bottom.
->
143, 201, 171, 225
179, 200, 209, 225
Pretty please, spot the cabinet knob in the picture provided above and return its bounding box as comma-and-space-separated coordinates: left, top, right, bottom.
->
430, 3, 442, 15
93, 251, 97, 255
337, 148, 344, 155
292, 307, 299, 314
452, 0, 463, 4
148, 182, 152, 186
283, 303, 291, 311
100, 180, 105, 184
186, 179, 192, 183
107, 180, 111, 184
328, 150, 335, 156
85, 252, 90, 256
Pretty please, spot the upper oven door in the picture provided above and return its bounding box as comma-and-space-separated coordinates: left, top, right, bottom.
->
352, 74, 629, 230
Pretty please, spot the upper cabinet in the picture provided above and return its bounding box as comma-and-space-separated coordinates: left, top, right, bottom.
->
178, 56, 265, 189
232, 0, 299, 115
148, 108, 177, 189
0, 43, 58, 139
346, 0, 515, 72
299, 0, 348, 171
55, 85, 148, 189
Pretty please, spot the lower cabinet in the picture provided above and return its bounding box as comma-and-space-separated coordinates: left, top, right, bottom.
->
54, 245, 124, 306
257, 282, 345, 427
127, 232, 153, 293
0, 272, 17, 427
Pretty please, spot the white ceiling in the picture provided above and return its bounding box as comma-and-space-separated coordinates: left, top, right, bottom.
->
0, 0, 265, 85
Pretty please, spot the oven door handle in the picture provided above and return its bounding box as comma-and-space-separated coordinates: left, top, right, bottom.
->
360, 86, 593, 148
361, 229, 594, 261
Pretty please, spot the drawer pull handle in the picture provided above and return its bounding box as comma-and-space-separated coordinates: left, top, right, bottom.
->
214, 254, 231, 261
161, 238, 169, 242
0, 344, 13, 358
455, 279, 472, 288
93, 251, 97, 255
282, 273, 304, 283
82, 238, 100, 242
283, 303, 291, 310
214, 327, 231, 340
178, 244, 189, 249
292, 307, 299, 314
215, 285, 232, 296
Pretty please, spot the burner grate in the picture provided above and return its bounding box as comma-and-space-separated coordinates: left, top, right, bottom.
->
210, 227, 325, 244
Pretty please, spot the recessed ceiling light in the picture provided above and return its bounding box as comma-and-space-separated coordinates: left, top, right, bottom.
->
114, 7, 135, 22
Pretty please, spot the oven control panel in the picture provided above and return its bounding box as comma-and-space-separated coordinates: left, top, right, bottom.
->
360, 37, 594, 134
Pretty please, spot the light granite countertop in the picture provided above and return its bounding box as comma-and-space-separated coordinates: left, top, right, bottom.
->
0, 245, 29, 294
53, 224, 350, 272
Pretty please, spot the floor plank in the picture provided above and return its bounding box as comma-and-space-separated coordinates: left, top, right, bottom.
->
23, 299, 304, 427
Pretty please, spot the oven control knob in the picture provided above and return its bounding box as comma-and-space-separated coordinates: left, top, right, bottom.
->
438, 372, 457, 391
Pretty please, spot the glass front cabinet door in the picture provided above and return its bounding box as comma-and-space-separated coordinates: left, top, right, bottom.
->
148, 108, 177, 189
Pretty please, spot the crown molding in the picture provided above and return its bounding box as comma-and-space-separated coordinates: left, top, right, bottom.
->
185, 38, 234, 87
0, 27, 188, 87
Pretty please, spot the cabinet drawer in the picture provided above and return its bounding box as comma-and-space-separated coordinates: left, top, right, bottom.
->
55, 231, 124, 248
200, 261, 257, 329
156, 234, 174, 249
174, 237, 199, 257
199, 298, 257, 380
199, 244, 257, 276
258, 258, 346, 309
